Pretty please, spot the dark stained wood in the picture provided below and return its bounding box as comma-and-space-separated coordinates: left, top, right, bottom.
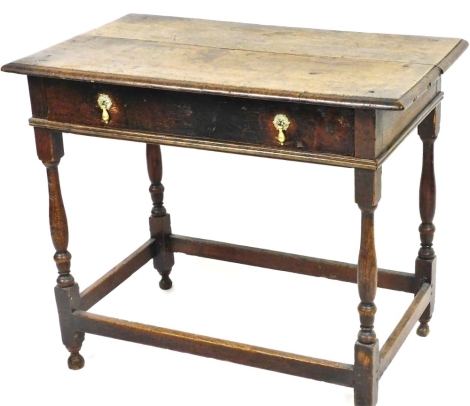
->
376, 92, 443, 166
37, 78, 355, 157
55, 284, 85, 370
26, 74, 447, 173
27, 76, 48, 118
354, 109, 379, 159
379, 80, 439, 156
417, 107, 439, 260
147, 144, 174, 290
80, 239, 157, 311
29, 118, 375, 169
35, 127, 85, 367
147, 144, 167, 217
46, 164, 73, 288
34, 128, 74, 288
356, 206, 378, 345
354, 341, 379, 406
2, 15, 467, 110
3, 14, 467, 406
73, 310, 354, 387
25, 74, 445, 172
414, 257, 437, 337
170, 234, 415, 293
415, 106, 440, 337
354, 168, 381, 405
34, 127, 64, 164
379, 283, 432, 377
377, 269, 415, 294
150, 215, 174, 290
354, 81, 441, 161
355, 168, 382, 209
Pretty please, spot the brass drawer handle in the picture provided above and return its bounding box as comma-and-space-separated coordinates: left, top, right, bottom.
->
97, 94, 113, 123
273, 114, 290, 145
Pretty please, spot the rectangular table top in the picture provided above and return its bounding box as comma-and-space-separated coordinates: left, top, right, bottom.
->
2, 14, 467, 110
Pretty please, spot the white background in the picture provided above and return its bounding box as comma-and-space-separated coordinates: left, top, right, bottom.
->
0, 1, 468, 405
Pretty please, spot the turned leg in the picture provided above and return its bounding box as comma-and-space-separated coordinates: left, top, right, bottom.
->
35, 128, 85, 369
354, 168, 381, 406
147, 144, 174, 290
415, 106, 439, 337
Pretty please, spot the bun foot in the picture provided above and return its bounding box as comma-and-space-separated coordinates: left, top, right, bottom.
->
159, 275, 173, 290
417, 323, 430, 337
67, 351, 85, 370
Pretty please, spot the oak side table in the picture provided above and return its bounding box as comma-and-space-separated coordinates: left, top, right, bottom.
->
2, 14, 467, 406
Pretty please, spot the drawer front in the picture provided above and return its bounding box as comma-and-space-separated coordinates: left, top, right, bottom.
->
40, 78, 354, 156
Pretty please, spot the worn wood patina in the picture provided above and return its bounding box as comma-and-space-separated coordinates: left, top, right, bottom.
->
1, 13, 467, 406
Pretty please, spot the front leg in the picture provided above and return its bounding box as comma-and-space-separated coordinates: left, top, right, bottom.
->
35, 128, 85, 370
354, 168, 381, 406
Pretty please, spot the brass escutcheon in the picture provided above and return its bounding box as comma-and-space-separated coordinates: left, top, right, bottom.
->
273, 114, 290, 145
97, 94, 113, 123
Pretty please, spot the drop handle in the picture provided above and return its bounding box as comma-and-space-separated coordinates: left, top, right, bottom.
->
97, 94, 113, 123
273, 114, 290, 145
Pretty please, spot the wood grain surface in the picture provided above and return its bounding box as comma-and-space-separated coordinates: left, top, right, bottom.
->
37, 77, 355, 156
2, 14, 467, 109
